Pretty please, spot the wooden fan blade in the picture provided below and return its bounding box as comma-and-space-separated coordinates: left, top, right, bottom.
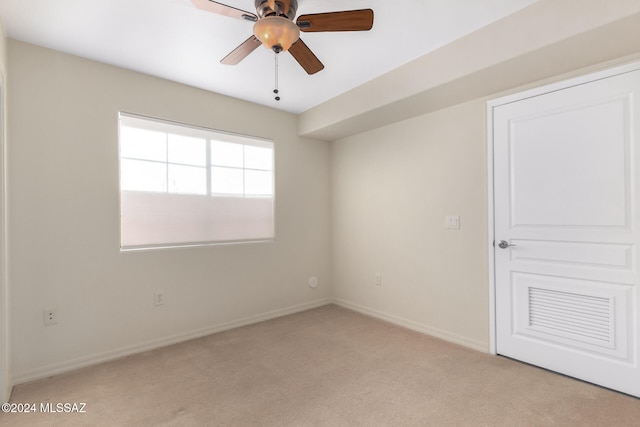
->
296, 9, 374, 32
288, 38, 324, 75
191, 0, 258, 21
221, 36, 262, 65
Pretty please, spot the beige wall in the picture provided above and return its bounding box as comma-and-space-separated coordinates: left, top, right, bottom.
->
331, 100, 489, 350
7, 40, 331, 382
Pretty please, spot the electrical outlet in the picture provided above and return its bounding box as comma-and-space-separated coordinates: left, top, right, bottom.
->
375, 273, 382, 286
308, 277, 318, 288
446, 215, 460, 229
154, 292, 164, 306
43, 309, 58, 325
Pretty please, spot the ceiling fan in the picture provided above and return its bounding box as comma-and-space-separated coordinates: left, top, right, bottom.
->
191, 0, 374, 75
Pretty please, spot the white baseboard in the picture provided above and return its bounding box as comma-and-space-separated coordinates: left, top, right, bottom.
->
333, 298, 488, 353
13, 299, 332, 385
13, 298, 487, 385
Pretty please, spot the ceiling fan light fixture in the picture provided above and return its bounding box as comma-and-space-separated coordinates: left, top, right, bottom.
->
253, 16, 300, 53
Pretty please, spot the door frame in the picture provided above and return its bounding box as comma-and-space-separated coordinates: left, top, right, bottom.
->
0, 67, 7, 403
486, 59, 640, 356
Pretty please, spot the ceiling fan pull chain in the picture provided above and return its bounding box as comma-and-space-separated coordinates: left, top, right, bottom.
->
273, 52, 281, 101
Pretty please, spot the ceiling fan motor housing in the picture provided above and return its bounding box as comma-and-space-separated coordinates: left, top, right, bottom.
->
255, 0, 297, 20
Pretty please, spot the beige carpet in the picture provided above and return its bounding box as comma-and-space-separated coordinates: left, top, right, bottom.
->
2, 305, 639, 426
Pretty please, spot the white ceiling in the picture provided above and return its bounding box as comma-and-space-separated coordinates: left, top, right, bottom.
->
0, 0, 538, 114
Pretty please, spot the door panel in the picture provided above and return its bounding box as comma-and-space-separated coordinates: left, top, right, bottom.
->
493, 69, 640, 397
509, 96, 630, 228
512, 273, 631, 360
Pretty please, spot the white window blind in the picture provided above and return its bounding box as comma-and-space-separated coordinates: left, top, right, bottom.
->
119, 113, 274, 249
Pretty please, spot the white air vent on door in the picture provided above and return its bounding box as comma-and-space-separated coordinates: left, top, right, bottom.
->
528, 287, 612, 345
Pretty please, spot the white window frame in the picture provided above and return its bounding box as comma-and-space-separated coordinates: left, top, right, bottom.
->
118, 112, 275, 250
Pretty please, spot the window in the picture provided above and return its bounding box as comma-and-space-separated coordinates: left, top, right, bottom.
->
119, 113, 274, 249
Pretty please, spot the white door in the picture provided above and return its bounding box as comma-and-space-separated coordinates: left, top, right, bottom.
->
492, 66, 640, 397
